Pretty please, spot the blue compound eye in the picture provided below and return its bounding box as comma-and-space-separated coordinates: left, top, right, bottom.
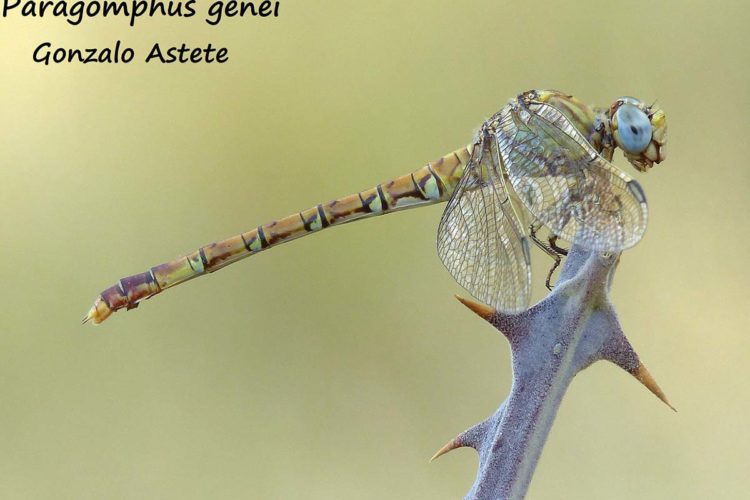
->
615, 104, 652, 154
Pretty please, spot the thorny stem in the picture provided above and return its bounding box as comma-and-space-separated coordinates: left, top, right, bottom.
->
431, 245, 674, 499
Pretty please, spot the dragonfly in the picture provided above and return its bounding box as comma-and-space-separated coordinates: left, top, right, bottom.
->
85, 89, 667, 324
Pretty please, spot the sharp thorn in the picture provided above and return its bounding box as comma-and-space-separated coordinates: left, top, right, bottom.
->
429, 437, 464, 462
455, 295, 495, 321
631, 363, 676, 412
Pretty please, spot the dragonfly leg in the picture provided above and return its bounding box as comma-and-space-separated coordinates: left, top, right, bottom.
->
545, 235, 570, 289
529, 224, 566, 291
548, 235, 568, 256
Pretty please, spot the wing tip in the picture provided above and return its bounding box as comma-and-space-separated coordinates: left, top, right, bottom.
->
626, 179, 647, 205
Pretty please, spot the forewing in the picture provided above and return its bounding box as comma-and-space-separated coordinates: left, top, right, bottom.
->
497, 101, 648, 251
437, 137, 531, 313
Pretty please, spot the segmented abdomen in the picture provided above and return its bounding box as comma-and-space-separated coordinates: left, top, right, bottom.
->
85, 146, 471, 324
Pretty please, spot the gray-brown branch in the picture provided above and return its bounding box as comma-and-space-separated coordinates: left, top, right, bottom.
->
432, 245, 674, 499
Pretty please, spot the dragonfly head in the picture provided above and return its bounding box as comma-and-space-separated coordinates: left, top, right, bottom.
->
610, 97, 667, 172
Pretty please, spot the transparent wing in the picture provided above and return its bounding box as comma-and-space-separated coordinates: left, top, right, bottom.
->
496, 101, 648, 251
437, 134, 531, 313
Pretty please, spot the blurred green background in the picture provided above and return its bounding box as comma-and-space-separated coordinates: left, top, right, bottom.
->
1, 1, 748, 498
